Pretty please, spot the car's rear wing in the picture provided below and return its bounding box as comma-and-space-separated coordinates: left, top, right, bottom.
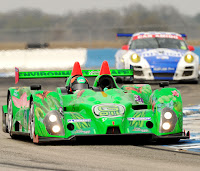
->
116, 33, 133, 38
180, 33, 187, 39
15, 67, 133, 84
116, 33, 187, 39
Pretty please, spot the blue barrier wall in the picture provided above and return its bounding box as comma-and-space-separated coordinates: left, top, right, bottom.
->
194, 46, 200, 61
86, 48, 118, 68
86, 47, 200, 68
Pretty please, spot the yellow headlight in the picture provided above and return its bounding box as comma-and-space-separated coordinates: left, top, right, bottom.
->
131, 53, 140, 63
184, 54, 194, 63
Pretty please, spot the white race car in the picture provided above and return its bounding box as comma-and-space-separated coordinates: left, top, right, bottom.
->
115, 32, 199, 83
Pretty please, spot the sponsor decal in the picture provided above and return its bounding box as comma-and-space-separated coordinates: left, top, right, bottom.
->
19, 71, 71, 77
74, 130, 91, 134
153, 67, 175, 71
156, 56, 169, 60
19, 69, 133, 78
93, 103, 125, 117
132, 128, 149, 132
68, 119, 91, 123
134, 95, 144, 104
133, 34, 182, 40
102, 118, 107, 122
133, 128, 141, 131
13, 90, 18, 97
128, 117, 151, 121
89, 71, 100, 75
142, 50, 183, 58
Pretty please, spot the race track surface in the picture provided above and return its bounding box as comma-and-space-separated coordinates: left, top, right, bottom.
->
0, 78, 200, 171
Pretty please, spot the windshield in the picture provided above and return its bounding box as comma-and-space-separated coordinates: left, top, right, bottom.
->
72, 83, 89, 91
129, 38, 188, 50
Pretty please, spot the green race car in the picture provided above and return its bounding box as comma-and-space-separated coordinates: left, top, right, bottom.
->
2, 61, 189, 143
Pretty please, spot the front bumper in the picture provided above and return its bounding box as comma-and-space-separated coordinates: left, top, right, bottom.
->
35, 131, 190, 143
130, 64, 198, 81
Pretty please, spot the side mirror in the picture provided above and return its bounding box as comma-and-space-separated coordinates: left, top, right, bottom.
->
159, 81, 169, 88
122, 45, 129, 50
188, 45, 195, 51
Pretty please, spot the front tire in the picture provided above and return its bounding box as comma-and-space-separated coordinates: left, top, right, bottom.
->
7, 95, 16, 138
2, 107, 8, 133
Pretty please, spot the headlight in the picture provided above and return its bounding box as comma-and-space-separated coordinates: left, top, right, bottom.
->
49, 115, 57, 122
121, 58, 124, 63
52, 125, 61, 133
131, 53, 140, 63
164, 112, 172, 119
43, 110, 64, 136
162, 122, 171, 130
160, 107, 178, 133
184, 54, 194, 63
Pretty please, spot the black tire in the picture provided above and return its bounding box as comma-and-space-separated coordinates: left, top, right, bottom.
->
2, 107, 8, 133
7, 95, 17, 138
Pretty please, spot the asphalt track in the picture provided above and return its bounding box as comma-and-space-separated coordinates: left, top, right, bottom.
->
0, 77, 200, 171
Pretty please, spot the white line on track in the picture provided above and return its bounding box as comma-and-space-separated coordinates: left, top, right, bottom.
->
166, 106, 200, 152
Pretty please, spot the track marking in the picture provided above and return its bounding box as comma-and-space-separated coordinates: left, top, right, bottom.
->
165, 106, 200, 152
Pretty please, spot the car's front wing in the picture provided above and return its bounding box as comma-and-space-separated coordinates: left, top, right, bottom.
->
35, 131, 190, 143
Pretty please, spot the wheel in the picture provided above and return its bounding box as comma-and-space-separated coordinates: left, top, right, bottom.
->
29, 101, 35, 140
2, 107, 8, 133
7, 95, 16, 138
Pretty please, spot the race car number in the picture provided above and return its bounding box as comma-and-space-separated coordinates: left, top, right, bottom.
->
93, 104, 125, 117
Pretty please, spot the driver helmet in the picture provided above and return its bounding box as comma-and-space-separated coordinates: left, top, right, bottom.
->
70, 76, 89, 91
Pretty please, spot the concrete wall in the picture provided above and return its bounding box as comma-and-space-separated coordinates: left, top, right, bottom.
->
0, 48, 87, 72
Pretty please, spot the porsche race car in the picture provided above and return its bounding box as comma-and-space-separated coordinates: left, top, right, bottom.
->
115, 31, 199, 83
2, 61, 189, 143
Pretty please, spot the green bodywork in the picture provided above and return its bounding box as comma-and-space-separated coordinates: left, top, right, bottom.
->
2, 68, 185, 142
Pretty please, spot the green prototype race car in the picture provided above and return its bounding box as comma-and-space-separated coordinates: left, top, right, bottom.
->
2, 61, 189, 143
